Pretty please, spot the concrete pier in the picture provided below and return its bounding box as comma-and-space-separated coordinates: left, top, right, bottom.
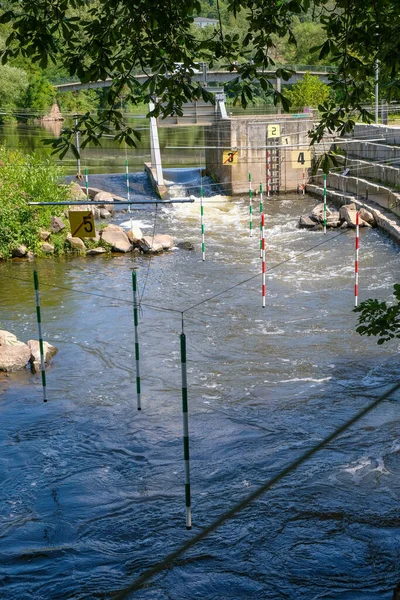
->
204, 115, 316, 194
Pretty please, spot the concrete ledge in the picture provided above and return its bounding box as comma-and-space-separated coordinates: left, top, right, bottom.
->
144, 163, 169, 200
335, 155, 400, 190
313, 173, 400, 218
307, 183, 400, 246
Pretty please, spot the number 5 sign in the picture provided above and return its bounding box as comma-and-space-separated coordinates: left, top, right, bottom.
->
68, 210, 96, 238
291, 149, 312, 169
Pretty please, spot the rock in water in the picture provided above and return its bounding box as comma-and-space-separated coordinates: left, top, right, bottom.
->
298, 215, 316, 229
101, 224, 132, 252
311, 203, 332, 222
0, 330, 31, 372
12, 245, 28, 258
153, 234, 174, 249
359, 207, 376, 226
177, 241, 194, 250
27, 340, 58, 373
139, 236, 164, 253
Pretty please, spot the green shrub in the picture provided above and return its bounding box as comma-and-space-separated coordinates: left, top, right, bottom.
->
0, 145, 70, 258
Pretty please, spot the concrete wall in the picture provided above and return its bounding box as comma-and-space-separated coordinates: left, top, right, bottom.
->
312, 171, 400, 218
205, 116, 315, 195
335, 154, 400, 189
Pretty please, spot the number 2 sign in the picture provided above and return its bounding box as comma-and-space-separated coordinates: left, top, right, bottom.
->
267, 124, 280, 138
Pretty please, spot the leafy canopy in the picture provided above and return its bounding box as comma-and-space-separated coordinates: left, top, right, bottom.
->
354, 285, 400, 345
0, 0, 399, 154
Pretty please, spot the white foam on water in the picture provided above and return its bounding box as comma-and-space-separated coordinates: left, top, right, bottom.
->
279, 377, 332, 383
119, 219, 150, 229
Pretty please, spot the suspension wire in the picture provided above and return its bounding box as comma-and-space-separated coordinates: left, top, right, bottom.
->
182, 230, 347, 314
112, 379, 400, 599
139, 203, 159, 304
0, 273, 182, 315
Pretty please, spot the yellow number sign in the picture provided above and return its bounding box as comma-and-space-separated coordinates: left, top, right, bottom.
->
291, 149, 312, 169
281, 135, 291, 146
68, 210, 95, 238
222, 150, 238, 165
268, 124, 281, 138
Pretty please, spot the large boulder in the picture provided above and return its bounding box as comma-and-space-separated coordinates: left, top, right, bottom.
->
340, 205, 358, 227
138, 236, 164, 253
126, 223, 143, 242
311, 203, 332, 222
94, 191, 114, 205
41, 242, 55, 254
12, 245, 28, 258
39, 229, 51, 241
0, 330, 31, 372
66, 233, 86, 251
298, 215, 316, 229
101, 224, 132, 252
177, 241, 194, 250
153, 234, 174, 250
50, 216, 65, 233
27, 340, 58, 373
359, 207, 376, 226
326, 211, 341, 228
86, 247, 107, 255
69, 182, 86, 200
99, 208, 111, 219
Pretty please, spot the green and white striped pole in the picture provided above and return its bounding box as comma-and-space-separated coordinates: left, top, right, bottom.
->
259, 183, 263, 259
180, 330, 192, 529
132, 271, 141, 411
200, 185, 205, 261
248, 172, 253, 237
85, 168, 89, 200
33, 270, 47, 403
126, 159, 131, 214
323, 173, 327, 234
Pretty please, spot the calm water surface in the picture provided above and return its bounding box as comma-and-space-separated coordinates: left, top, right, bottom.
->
0, 125, 399, 599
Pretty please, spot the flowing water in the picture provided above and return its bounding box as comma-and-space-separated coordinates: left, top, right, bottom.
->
0, 124, 400, 599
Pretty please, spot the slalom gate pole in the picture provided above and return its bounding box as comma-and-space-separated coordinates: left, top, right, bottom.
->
259, 183, 263, 259
200, 186, 205, 261
248, 172, 253, 237
355, 211, 359, 307
33, 270, 48, 403
323, 174, 327, 234
74, 116, 81, 178
180, 330, 192, 529
85, 168, 89, 200
132, 271, 142, 410
302, 167, 305, 195
126, 160, 131, 213
267, 152, 271, 197
261, 213, 266, 308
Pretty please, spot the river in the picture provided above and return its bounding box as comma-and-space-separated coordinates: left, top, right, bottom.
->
0, 121, 399, 600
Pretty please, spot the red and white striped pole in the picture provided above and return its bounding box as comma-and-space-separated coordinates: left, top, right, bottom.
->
267, 151, 271, 197
354, 211, 359, 307
302, 166, 305, 195
261, 213, 266, 308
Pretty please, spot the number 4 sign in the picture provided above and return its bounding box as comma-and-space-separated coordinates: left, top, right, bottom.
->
291, 149, 312, 169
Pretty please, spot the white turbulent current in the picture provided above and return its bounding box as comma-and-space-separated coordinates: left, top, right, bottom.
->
0, 168, 399, 600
